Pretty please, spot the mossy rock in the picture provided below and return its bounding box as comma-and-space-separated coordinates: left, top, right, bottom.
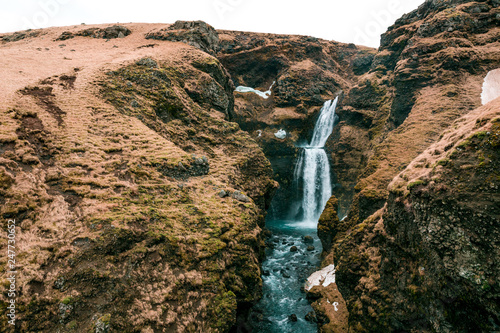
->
208, 291, 237, 331
318, 196, 341, 250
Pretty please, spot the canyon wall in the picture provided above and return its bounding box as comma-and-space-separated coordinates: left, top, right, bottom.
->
216, 30, 374, 219
314, 0, 500, 331
214, 3, 499, 330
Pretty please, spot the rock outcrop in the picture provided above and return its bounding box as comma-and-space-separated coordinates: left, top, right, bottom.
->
56, 25, 132, 41
146, 21, 220, 55
317, 196, 342, 251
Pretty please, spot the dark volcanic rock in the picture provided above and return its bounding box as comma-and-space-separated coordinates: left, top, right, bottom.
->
135, 57, 158, 68
146, 20, 219, 55
303, 235, 314, 244
231, 191, 250, 203
2, 30, 42, 42
317, 196, 341, 251
100, 25, 131, 39
56, 25, 131, 41
305, 311, 317, 322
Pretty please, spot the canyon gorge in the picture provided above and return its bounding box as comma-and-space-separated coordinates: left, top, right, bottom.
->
0, 0, 499, 332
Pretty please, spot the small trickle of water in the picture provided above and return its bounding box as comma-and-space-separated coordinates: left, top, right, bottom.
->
250, 98, 339, 333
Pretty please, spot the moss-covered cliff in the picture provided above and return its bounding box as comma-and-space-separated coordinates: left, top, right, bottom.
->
319, 100, 499, 332
329, 0, 500, 222
315, 0, 500, 331
0, 23, 276, 332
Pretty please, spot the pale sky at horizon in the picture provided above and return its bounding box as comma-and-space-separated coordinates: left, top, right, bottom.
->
0, 0, 426, 48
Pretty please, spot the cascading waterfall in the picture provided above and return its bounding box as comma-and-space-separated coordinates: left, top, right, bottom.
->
310, 98, 338, 148
292, 97, 338, 224
251, 98, 338, 333
294, 149, 331, 222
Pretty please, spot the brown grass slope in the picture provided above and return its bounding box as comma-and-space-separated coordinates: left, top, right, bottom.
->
0, 23, 276, 333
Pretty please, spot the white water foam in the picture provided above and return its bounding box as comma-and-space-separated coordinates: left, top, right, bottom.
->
310, 98, 339, 148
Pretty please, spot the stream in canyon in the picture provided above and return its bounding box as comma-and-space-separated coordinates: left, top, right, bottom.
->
251, 98, 338, 333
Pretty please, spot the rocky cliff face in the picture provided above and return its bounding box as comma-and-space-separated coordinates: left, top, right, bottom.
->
319, 101, 499, 332
315, 0, 500, 331
216, 30, 374, 219
211, 1, 500, 332
0, 23, 276, 332
380, 104, 499, 332
328, 0, 500, 222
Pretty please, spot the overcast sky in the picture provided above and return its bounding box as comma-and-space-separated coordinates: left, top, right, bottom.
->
0, 0, 425, 48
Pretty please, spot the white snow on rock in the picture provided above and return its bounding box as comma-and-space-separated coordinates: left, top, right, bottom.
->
305, 264, 336, 291
274, 129, 287, 139
481, 69, 500, 105
235, 81, 275, 99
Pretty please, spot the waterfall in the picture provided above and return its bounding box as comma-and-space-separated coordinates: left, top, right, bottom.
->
293, 97, 338, 223
310, 98, 338, 148
251, 97, 339, 333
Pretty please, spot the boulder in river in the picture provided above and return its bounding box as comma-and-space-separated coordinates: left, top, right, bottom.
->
305, 311, 318, 322
303, 235, 314, 244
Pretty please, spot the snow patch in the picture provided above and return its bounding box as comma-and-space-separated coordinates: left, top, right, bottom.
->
274, 129, 287, 139
235, 81, 275, 99
481, 69, 500, 105
305, 264, 336, 291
